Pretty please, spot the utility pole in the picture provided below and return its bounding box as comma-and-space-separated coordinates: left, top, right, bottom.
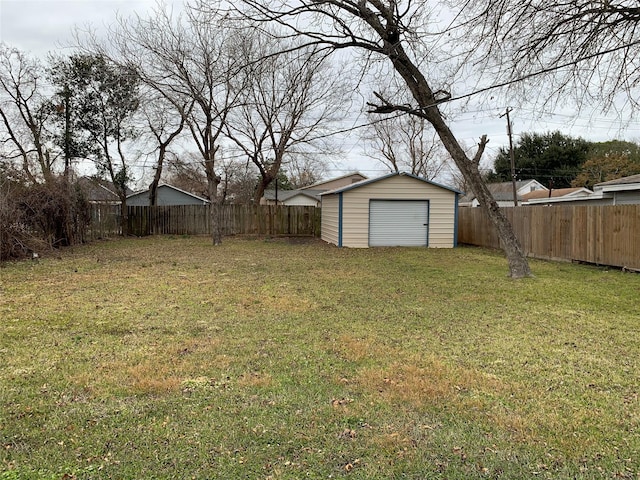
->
500, 108, 518, 207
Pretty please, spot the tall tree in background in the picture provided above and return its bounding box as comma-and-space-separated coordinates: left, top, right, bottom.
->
0, 44, 57, 184
218, 159, 260, 204
364, 110, 448, 181
572, 140, 640, 188
491, 131, 591, 189
87, 6, 243, 244
219, 0, 532, 277
286, 156, 327, 188
49, 53, 140, 235
225, 31, 346, 205
139, 91, 191, 206
164, 153, 209, 199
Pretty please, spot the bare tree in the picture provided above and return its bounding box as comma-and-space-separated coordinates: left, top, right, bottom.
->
286, 156, 327, 188
164, 153, 259, 204
164, 152, 209, 199
218, 0, 531, 277
225, 30, 347, 204
81, 5, 242, 244
139, 90, 191, 206
460, 1, 640, 112
0, 44, 57, 184
218, 158, 260, 204
364, 110, 448, 181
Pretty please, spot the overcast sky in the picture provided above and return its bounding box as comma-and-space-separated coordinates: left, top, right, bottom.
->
2, 0, 640, 182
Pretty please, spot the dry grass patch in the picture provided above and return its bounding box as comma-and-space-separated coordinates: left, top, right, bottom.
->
71, 337, 226, 396
355, 354, 507, 407
2, 237, 640, 478
330, 335, 397, 363
237, 372, 274, 388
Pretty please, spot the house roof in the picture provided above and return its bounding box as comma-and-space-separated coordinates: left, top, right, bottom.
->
595, 174, 640, 186
521, 187, 591, 201
127, 183, 209, 203
262, 189, 323, 202
459, 179, 544, 203
299, 172, 367, 190
77, 176, 130, 202
320, 172, 463, 196
594, 174, 640, 191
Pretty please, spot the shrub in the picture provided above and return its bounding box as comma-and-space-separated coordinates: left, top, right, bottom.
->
0, 176, 91, 261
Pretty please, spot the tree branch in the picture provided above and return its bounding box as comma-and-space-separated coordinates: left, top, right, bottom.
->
472, 134, 489, 164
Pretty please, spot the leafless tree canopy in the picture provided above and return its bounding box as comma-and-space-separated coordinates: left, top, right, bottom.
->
459, 0, 640, 112
0, 45, 56, 184
364, 111, 448, 181
225, 29, 347, 203
215, 0, 531, 277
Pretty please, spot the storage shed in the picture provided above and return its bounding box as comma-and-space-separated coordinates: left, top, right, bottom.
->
320, 172, 462, 248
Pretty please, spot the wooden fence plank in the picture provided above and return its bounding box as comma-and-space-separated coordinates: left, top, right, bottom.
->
458, 205, 640, 270
95, 204, 321, 239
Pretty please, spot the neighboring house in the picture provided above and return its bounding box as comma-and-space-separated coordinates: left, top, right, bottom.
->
261, 189, 323, 207
520, 174, 640, 206
299, 172, 367, 191
261, 172, 367, 207
320, 172, 462, 248
76, 176, 131, 204
522, 187, 593, 205
459, 179, 547, 207
592, 174, 640, 205
127, 184, 209, 206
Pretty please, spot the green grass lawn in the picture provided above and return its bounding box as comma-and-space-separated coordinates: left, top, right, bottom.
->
1, 236, 639, 479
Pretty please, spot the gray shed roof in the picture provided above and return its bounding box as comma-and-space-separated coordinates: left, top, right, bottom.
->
77, 176, 132, 203
299, 172, 367, 190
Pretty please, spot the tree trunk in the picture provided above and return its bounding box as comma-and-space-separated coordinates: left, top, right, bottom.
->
432, 118, 531, 278
253, 174, 274, 206
389, 48, 532, 278
210, 196, 223, 245
149, 145, 165, 207
206, 169, 222, 245
120, 196, 129, 236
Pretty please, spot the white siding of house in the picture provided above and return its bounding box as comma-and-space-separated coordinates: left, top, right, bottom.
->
321, 195, 339, 245
339, 175, 456, 248
283, 195, 319, 207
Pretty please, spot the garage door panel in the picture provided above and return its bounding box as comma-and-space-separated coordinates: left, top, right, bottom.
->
369, 200, 429, 247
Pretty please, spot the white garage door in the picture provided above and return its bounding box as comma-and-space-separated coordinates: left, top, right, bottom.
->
369, 200, 429, 247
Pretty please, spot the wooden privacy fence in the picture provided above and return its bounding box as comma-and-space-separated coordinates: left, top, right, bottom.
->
458, 205, 640, 270
87, 204, 122, 240
124, 204, 321, 237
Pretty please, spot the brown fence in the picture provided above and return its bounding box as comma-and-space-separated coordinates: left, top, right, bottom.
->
87, 204, 122, 240
458, 205, 640, 270
88, 204, 321, 238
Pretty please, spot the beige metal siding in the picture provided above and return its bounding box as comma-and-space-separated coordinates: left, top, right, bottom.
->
321, 195, 339, 245
341, 176, 456, 248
